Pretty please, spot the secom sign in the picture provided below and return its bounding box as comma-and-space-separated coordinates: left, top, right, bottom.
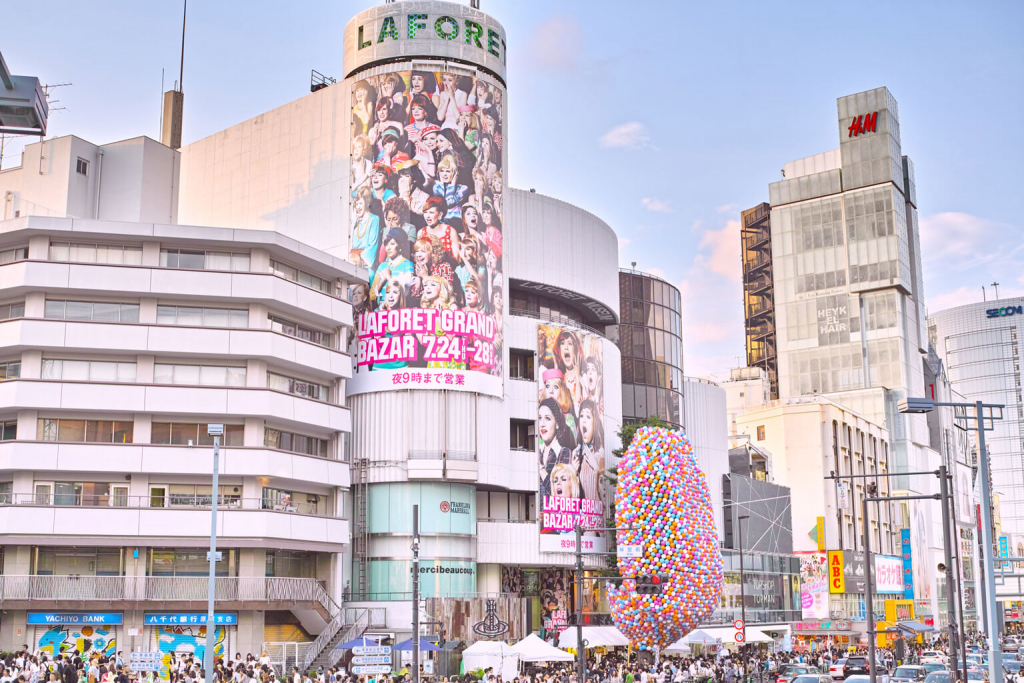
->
987, 305, 1023, 319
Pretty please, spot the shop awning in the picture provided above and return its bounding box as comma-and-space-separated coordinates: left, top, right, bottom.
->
892, 620, 936, 634
557, 626, 629, 649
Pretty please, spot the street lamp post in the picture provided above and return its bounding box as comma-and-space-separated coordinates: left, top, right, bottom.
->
899, 397, 1005, 683
738, 515, 749, 683
204, 423, 223, 681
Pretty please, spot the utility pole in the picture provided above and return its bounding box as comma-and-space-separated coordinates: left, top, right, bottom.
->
413, 505, 420, 683
739, 515, 749, 683
939, 465, 960, 682
204, 424, 223, 680
575, 524, 586, 683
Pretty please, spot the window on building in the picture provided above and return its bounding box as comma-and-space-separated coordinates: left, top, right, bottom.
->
510, 419, 535, 451
150, 422, 244, 447
37, 418, 134, 443
0, 481, 11, 505
0, 247, 28, 264
267, 371, 330, 402
160, 248, 250, 272
35, 547, 123, 576
509, 350, 534, 381
152, 484, 241, 508
269, 260, 332, 294
0, 302, 25, 320
269, 314, 333, 348
31, 482, 128, 507
48, 242, 143, 265
476, 491, 536, 522
0, 421, 15, 441
756, 425, 766, 441
156, 305, 249, 328
265, 550, 317, 578
44, 300, 140, 323
264, 427, 329, 458
149, 548, 232, 577
153, 363, 246, 387
261, 486, 324, 516
0, 361, 20, 380
41, 359, 136, 382
76, 158, 90, 176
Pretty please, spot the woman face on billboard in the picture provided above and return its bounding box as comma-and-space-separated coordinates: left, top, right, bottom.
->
481, 202, 493, 226
438, 162, 454, 185
584, 360, 600, 394
538, 404, 557, 445
413, 241, 431, 267
383, 281, 403, 309
580, 407, 594, 446
559, 337, 578, 371
543, 377, 560, 401
411, 103, 427, 123
422, 278, 441, 303
353, 194, 368, 217
551, 465, 575, 498
464, 281, 481, 309
423, 205, 442, 228
371, 169, 387, 190
411, 73, 426, 93
384, 237, 400, 260
463, 206, 479, 230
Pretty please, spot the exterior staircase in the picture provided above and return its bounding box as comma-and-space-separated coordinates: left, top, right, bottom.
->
299, 607, 369, 672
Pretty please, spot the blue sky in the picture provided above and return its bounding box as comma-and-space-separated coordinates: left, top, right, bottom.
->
4, 0, 1022, 378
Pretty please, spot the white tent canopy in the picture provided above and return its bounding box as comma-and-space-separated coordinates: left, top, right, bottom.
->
557, 626, 630, 649
512, 634, 575, 662
463, 641, 520, 680
670, 627, 773, 649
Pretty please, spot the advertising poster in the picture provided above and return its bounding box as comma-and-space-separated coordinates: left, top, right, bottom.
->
800, 553, 828, 619
901, 528, 915, 599
536, 324, 606, 554
955, 463, 974, 526
910, 500, 932, 601
873, 555, 905, 594
348, 70, 505, 397
540, 569, 570, 633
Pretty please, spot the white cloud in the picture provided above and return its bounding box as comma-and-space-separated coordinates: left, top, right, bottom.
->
525, 15, 582, 72
717, 203, 738, 214
617, 237, 631, 251
599, 122, 649, 149
920, 212, 1023, 271
695, 219, 741, 281
641, 197, 672, 213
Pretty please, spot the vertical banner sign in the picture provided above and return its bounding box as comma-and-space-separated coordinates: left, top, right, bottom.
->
828, 550, 846, 593
348, 70, 505, 397
1001, 536, 1010, 569
800, 553, 829, 619
901, 528, 915, 599
536, 324, 606, 554
816, 516, 826, 551
837, 482, 850, 510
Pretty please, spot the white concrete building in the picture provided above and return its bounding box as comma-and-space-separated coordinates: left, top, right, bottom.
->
682, 377, 728, 539
0, 136, 361, 660
175, 0, 624, 651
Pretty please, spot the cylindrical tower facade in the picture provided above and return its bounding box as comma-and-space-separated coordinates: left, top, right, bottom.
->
342, 3, 623, 640
342, 1, 509, 620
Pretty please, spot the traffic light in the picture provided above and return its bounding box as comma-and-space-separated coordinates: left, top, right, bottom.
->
635, 575, 670, 595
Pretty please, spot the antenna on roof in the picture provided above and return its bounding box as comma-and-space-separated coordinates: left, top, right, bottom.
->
992, 282, 1000, 300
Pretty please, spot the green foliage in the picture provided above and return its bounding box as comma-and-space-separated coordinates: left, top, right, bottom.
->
469, 669, 486, 680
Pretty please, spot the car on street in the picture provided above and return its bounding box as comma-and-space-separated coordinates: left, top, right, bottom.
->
921, 652, 948, 665
1003, 662, 1022, 676
830, 659, 848, 679
844, 657, 887, 678
777, 665, 821, 683
965, 670, 988, 682
792, 675, 833, 683
920, 664, 945, 675
924, 673, 951, 683
846, 675, 889, 683
890, 666, 929, 683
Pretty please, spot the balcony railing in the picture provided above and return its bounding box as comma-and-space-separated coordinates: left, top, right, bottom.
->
5, 494, 340, 519
0, 576, 337, 612
509, 308, 607, 338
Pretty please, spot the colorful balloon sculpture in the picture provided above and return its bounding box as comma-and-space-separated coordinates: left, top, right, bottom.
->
608, 426, 723, 650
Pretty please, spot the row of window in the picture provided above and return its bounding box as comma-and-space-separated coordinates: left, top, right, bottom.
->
5, 241, 337, 296
620, 272, 681, 310
38, 300, 334, 347
30, 419, 329, 457
619, 299, 682, 336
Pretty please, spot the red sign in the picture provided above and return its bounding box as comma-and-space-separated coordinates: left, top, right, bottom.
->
439, 501, 450, 513
848, 111, 878, 137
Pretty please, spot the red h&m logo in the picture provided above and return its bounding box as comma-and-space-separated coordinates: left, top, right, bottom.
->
848, 111, 878, 137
